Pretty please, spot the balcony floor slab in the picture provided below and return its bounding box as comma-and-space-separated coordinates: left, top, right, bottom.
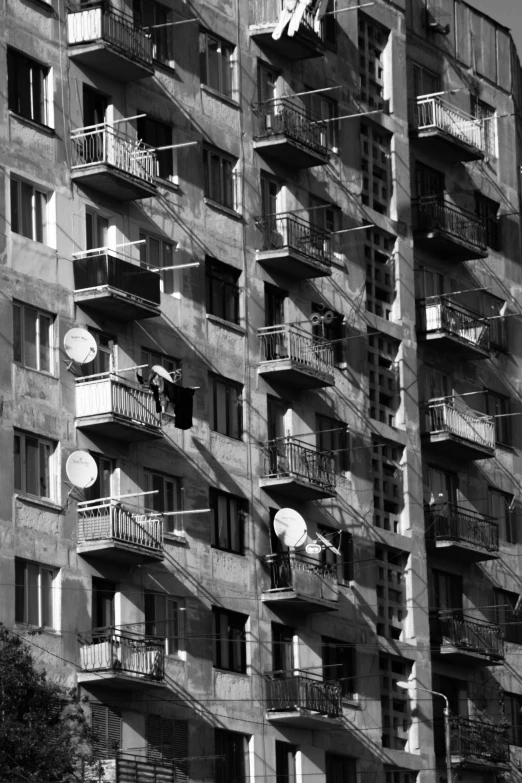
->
68, 44, 154, 82
74, 287, 160, 321
419, 331, 490, 360
71, 166, 157, 201
260, 475, 336, 501
262, 589, 338, 613
266, 710, 343, 729
258, 360, 335, 389
421, 432, 495, 461
249, 26, 324, 59
429, 539, 499, 563
78, 671, 165, 690
450, 755, 509, 771
75, 414, 163, 442
253, 136, 329, 169
413, 229, 488, 261
77, 540, 164, 565
256, 248, 331, 280
411, 128, 485, 163
433, 645, 503, 666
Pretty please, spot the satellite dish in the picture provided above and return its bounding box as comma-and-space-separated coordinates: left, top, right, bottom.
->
274, 508, 307, 548
66, 451, 98, 489
64, 329, 97, 365
151, 364, 174, 383
316, 531, 342, 557
310, 313, 322, 326
323, 310, 335, 324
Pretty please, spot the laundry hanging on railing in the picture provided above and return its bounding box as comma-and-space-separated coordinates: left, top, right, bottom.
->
272, 0, 328, 40
164, 382, 196, 430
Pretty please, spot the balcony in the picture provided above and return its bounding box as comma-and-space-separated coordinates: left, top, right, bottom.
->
115, 752, 176, 783
426, 504, 499, 562
265, 671, 342, 728
258, 325, 335, 389
412, 198, 488, 261
262, 552, 338, 612
75, 373, 162, 442
68, 4, 154, 82
422, 398, 495, 461
71, 123, 157, 201
411, 96, 485, 162
78, 628, 165, 688
417, 298, 490, 359
449, 716, 510, 768
254, 99, 329, 168
249, 0, 325, 59
77, 499, 164, 565
73, 253, 161, 321
430, 611, 504, 664
255, 213, 332, 279
260, 437, 336, 500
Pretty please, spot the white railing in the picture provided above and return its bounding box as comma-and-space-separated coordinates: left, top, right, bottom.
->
425, 398, 495, 450
75, 374, 161, 429
78, 499, 163, 552
68, 6, 153, 64
423, 299, 490, 350
258, 324, 334, 375
414, 96, 484, 152
71, 123, 156, 184
78, 628, 164, 680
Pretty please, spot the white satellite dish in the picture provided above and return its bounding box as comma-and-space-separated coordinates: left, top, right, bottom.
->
323, 309, 335, 324
151, 364, 174, 383
66, 451, 98, 489
274, 508, 307, 548
316, 531, 341, 557
64, 328, 98, 365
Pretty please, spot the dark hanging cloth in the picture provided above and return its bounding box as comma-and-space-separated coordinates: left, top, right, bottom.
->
164, 383, 195, 430
136, 372, 144, 385
149, 378, 162, 413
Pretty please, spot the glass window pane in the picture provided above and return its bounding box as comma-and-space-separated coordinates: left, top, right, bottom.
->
207, 38, 220, 92
39, 442, 50, 498
221, 46, 232, 97
162, 242, 174, 295
14, 435, 22, 491
210, 154, 221, 203
27, 563, 39, 625
217, 495, 229, 549
222, 159, 233, 208
11, 179, 20, 234
229, 500, 240, 553
215, 381, 228, 434
167, 600, 178, 654
25, 436, 39, 495
152, 473, 164, 512
199, 32, 208, 85
13, 304, 22, 363
228, 385, 239, 439
41, 568, 53, 627
21, 183, 33, 239
15, 560, 25, 622
97, 216, 109, 248
39, 314, 51, 372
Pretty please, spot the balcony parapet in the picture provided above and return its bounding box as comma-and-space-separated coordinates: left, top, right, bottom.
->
255, 212, 332, 279
116, 752, 175, 783
431, 610, 504, 662
449, 716, 510, 767
417, 297, 490, 357
412, 197, 487, 260
254, 98, 329, 167
422, 397, 495, 460
249, 0, 325, 60
258, 324, 334, 388
426, 504, 499, 561
260, 437, 336, 500
412, 96, 485, 161
78, 627, 165, 684
265, 670, 342, 725
263, 552, 338, 611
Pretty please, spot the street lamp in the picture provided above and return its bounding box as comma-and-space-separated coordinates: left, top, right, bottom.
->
396, 681, 452, 783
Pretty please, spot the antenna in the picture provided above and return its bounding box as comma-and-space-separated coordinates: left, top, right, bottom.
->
63, 329, 98, 372
273, 508, 308, 548
315, 531, 341, 557
66, 451, 98, 489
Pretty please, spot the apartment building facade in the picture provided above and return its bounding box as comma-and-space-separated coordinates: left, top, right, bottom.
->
1, 0, 522, 782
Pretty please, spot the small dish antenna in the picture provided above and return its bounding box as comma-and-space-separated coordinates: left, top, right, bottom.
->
305, 542, 322, 555
273, 508, 307, 548
64, 329, 98, 366
66, 451, 98, 489
151, 364, 175, 383
315, 531, 341, 557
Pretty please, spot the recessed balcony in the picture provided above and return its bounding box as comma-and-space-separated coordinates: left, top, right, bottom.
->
255, 213, 332, 280
254, 98, 329, 168
262, 552, 338, 612
75, 374, 162, 442
77, 499, 164, 565
115, 752, 176, 783
412, 198, 488, 261
411, 96, 485, 162
449, 716, 510, 769
417, 298, 490, 359
258, 325, 335, 389
265, 671, 343, 728
73, 253, 161, 321
249, 0, 325, 59
78, 628, 165, 688
71, 123, 157, 201
422, 398, 495, 461
68, 5, 154, 82
430, 610, 504, 665
426, 505, 499, 562
260, 437, 336, 500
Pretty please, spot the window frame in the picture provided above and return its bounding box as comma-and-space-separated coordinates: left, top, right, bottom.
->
10, 176, 49, 244
203, 146, 237, 211
144, 592, 181, 656
139, 231, 178, 296
144, 469, 183, 536
210, 374, 243, 439
137, 113, 174, 181
322, 636, 356, 699
205, 257, 241, 325
7, 48, 51, 127
13, 301, 54, 374
485, 390, 511, 447
475, 192, 500, 250
215, 729, 249, 783
316, 413, 349, 473
212, 607, 248, 673
15, 558, 56, 628
14, 429, 55, 501
209, 487, 246, 555
488, 487, 516, 544
504, 693, 522, 746
133, 0, 174, 67
199, 30, 235, 99
494, 589, 522, 644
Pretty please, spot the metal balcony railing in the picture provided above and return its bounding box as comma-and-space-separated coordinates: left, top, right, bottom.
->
258, 325, 334, 374
414, 96, 484, 152
266, 670, 342, 717
255, 212, 332, 266
426, 504, 499, 552
75, 374, 162, 429
419, 297, 490, 351
423, 398, 495, 450
251, 0, 325, 39
78, 499, 164, 552
71, 123, 156, 183
68, 4, 154, 64
412, 197, 487, 251
264, 552, 337, 590
449, 716, 510, 763
255, 98, 329, 155
78, 628, 165, 680
73, 253, 161, 305
263, 437, 336, 492
432, 610, 504, 659
117, 752, 174, 783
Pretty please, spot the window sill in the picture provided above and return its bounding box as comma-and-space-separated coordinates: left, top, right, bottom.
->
206, 313, 246, 335
495, 442, 515, 453
14, 362, 57, 380
210, 429, 244, 444
14, 494, 62, 513
24, 0, 57, 15
164, 532, 187, 545
9, 110, 55, 136
201, 84, 240, 110
153, 59, 176, 75
155, 176, 181, 193
14, 624, 61, 636
204, 198, 243, 221
342, 695, 359, 708
212, 546, 246, 557
213, 667, 249, 677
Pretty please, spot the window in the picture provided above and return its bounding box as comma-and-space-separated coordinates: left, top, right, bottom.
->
13, 302, 53, 373
416, 162, 444, 200
206, 257, 240, 324
368, 333, 399, 425
84, 454, 113, 503
144, 470, 182, 535
137, 114, 173, 180
7, 49, 50, 126
92, 579, 115, 629
139, 232, 176, 295
15, 559, 55, 627
147, 715, 188, 782
412, 63, 441, 96
319, 526, 354, 583
365, 229, 395, 320
483, 294, 507, 351
322, 637, 356, 698
475, 193, 500, 250
210, 374, 243, 438
215, 729, 249, 783
372, 438, 402, 532
203, 146, 236, 209
489, 488, 516, 544
358, 16, 387, 109
415, 265, 445, 301
494, 589, 522, 644
86, 210, 108, 251
304, 88, 339, 150
316, 414, 349, 472
325, 754, 356, 783
10, 177, 48, 243
311, 303, 344, 364
431, 570, 463, 612
210, 488, 245, 555
212, 607, 247, 672
471, 96, 496, 157
385, 768, 416, 783
272, 623, 294, 672
361, 123, 391, 214
276, 742, 297, 783
145, 593, 180, 655
380, 654, 410, 750
140, 348, 180, 385
376, 546, 406, 641
265, 284, 286, 327
258, 62, 278, 103
486, 391, 511, 446
504, 693, 522, 746
81, 330, 114, 377
323, 0, 337, 47
14, 430, 54, 500
199, 31, 234, 98
91, 703, 122, 759
133, 0, 174, 66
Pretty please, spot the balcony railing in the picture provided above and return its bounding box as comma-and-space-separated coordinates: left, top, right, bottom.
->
419, 297, 490, 351
71, 123, 156, 183
255, 98, 329, 155
412, 197, 487, 252
258, 325, 334, 374
78, 499, 163, 552
250, 0, 325, 39
255, 212, 332, 267
68, 4, 153, 64
449, 716, 510, 764
266, 671, 342, 717
263, 437, 336, 492
432, 610, 504, 659
76, 373, 161, 429
426, 505, 499, 553
414, 96, 484, 152
78, 628, 165, 680
265, 552, 337, 589
424, 398, 495, 450
117, 752, 175, 783
73, 253, 160, 305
